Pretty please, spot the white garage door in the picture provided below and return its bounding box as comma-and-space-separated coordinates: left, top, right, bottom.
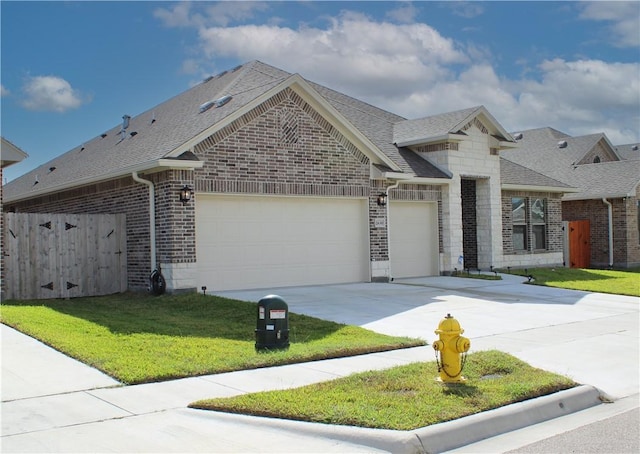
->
196, 195, 369, 291
389, 201, 439, 279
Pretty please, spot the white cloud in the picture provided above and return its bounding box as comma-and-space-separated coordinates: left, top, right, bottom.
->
579, 1, 640, 47
197, 12, 467, 99
155, 3, 640, 143
447, 1, 485, 19
386, 1, 420, 24
21, 75, 85, 113
0, 84, 9, 97
153, 2, 200, 28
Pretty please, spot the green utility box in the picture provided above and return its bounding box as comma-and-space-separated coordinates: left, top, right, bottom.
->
255, 295, 290, 350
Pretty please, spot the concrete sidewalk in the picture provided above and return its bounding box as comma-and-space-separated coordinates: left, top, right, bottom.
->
2, 275, 639, 453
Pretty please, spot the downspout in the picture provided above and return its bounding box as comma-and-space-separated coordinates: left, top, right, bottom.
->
385, 181, 401, 281
602, 198, 614, 268
132, 172, 156, 274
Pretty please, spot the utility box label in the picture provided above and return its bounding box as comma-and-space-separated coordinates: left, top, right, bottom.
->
259, 306, 265, 319
374, 218, 386, 228
270, 309, 287, 319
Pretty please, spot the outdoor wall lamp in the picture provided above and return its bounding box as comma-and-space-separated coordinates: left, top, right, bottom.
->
377, 192, 388, 206
179, 185, 193, 205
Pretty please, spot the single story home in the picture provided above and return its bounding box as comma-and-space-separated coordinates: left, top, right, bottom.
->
2, 61, 574, 294
501, 128, 640, 268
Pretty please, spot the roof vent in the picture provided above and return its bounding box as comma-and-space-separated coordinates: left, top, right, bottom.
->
199, 101, 215, 113
48, 166, 56, 173
203, 75, 214, 83
633, 145, 639, 151
514, 132, 523, 140
122, 115, 131, 130
100, 133, 107, 138
214, 95, 232, 107
130, 131, 138, 137
558, 140, 568, 149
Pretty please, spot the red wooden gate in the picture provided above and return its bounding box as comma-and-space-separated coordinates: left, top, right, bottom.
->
568, 220, 590, 268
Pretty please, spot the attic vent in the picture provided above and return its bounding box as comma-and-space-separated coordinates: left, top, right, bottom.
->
593, 156, 601, 163
48, 166, 56, 173
633, 145, 639, 151
558, 140, 568, 149
203, 75, 214, 83
231, 64, 243, 72
215, 95, 232, 107
514, 133, 523, 140
199, 101, 215, 113
130, 131, 138, 137
199, 95, 233, 113
100, 133, 107, 138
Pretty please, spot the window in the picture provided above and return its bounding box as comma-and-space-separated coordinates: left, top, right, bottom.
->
512, 197, 527, 251
531, 198, 546, 249
511, 197, 548, 252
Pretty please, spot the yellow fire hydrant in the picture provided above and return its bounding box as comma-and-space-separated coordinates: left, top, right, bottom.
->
432, 313, 470, 383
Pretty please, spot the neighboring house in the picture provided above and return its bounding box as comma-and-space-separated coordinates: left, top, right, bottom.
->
501, 128, 640, 268
2, 61, 573, 294
1, 137, 29, 296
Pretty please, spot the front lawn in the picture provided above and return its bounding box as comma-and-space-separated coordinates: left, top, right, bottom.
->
502, 267, 640, 297
191, 350, 577, 430
0, 293, 424, 384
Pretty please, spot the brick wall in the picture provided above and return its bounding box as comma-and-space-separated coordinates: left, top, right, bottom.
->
461, 179, 477, 269
3, 172, 196, 291
502, 190, 564, 256
563, 196, 639, 268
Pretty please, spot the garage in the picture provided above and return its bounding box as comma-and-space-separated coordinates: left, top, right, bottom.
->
389, 201, 439, 279
195, 194, 369, 291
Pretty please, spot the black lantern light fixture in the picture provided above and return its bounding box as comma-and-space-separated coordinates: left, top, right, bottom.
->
179, 185, 193, 205
377, 192, 388, 206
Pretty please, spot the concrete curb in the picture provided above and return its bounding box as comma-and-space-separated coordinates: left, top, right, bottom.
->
205, 385, 603, 454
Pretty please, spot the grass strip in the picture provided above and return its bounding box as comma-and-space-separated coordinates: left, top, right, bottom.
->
0, 292, 424, 384
500, 267, 640, 297
190, 350, 577, 431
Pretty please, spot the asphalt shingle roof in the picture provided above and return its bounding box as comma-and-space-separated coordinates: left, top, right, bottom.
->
5, 60, 456, 201
501, 127, 640, 200
499, 158, 573, 189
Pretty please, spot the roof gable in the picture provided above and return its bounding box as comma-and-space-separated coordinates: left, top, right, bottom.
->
502, 127, 639, 200
392, 105, 516, 148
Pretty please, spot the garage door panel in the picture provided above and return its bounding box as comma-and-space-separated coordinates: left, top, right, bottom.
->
389, 201, 439, 279
196, 195, 369, 291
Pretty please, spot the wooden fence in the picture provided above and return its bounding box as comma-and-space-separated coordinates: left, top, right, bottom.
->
3, 213, 127, 300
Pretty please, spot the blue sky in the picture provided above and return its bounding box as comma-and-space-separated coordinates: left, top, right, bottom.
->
2, 1, 639, 183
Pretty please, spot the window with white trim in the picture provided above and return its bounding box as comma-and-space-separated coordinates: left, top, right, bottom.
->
511, 197, 548, 252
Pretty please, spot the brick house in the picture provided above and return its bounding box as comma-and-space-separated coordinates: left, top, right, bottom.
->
2, 61, 573, 294
501, 128, 640, 268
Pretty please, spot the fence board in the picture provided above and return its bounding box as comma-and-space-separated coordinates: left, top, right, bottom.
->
3, 213, 127, 300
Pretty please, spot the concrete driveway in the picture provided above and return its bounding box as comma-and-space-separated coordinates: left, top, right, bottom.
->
217, 274, 639, 400
2, 274, 638, 453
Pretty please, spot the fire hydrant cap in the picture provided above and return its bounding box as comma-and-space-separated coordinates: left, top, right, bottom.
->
435, 313, 464, 335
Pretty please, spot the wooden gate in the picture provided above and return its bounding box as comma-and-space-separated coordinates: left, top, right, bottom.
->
568, 220, 590, 268
3, 213, 127, 300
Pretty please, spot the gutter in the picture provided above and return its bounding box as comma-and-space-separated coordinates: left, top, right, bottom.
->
4, 158, 204, 204
132, 172, 157, 274
602, 198, 614, 268
384, 181, 402, 281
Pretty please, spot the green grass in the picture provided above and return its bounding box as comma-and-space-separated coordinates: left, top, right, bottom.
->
501, 267, 640, 297
191, 350, 577, 430
0, 293, 424, 384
